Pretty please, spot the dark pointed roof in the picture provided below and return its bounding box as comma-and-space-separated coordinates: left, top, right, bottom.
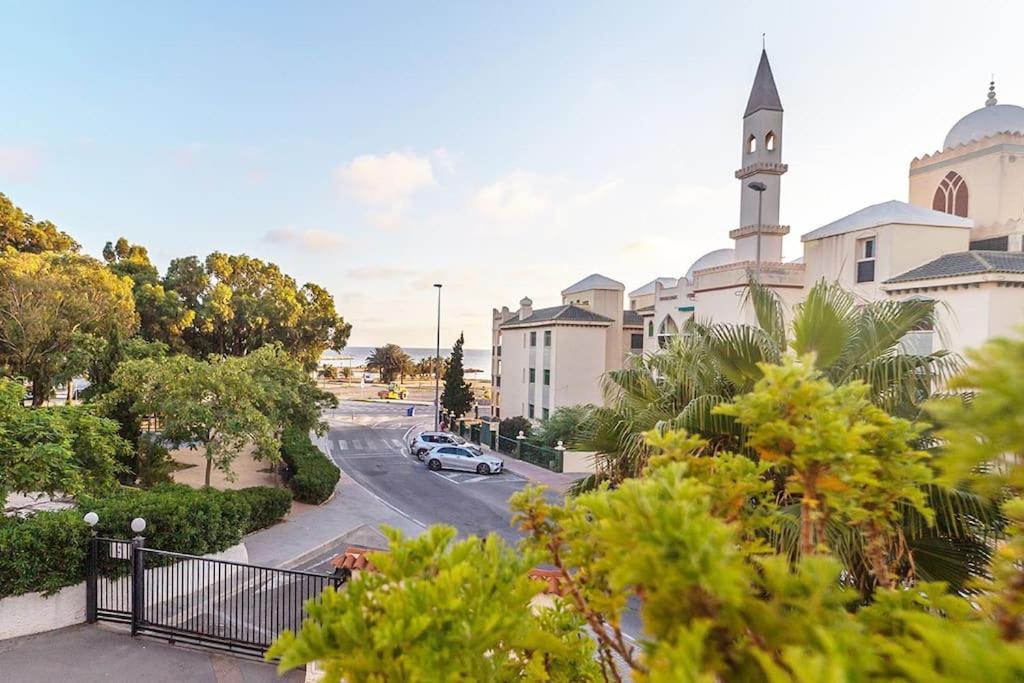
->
885, 251, 1024, 284
499, 304, 613, 329
744, 50, 783, 117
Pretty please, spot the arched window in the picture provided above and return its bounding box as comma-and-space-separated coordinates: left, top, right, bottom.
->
765, 131, 775, 151
647, 320, 654, 337
932, 171, 969, 217
747, 135, 757, 154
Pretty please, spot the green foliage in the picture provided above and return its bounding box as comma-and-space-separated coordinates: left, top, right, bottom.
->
365, 343, 413, 383
500, 415, 533, 439
267, 526, 599, 682
0, 378, 128, 501
236, 486, 292, 533
441, 333, 474, 419
0, 509, 89, 598
0, 192, 79, 253
530, 404, 593, 447
0, 249, 138, 404
280, 426, 339, 504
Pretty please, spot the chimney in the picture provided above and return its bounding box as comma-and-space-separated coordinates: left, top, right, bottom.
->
518, 296, 533, 321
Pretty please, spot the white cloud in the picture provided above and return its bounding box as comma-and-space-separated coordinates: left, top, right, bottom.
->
0, 146, 41, 182
474, 171, 557, 224
334, 152, 435, 205
664, 183, 717, 209
570, 177, 622, 208
263, 226, 345, 251
431, 147, 459, 173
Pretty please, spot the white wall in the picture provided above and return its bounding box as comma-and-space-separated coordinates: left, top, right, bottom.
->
549, 326, 607, 409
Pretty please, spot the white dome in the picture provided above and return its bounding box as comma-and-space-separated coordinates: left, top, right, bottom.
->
943, 103, 1024, 150
685, 248, 734, 282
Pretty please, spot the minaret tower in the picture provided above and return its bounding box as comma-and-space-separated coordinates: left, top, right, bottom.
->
731, 49, 788, 263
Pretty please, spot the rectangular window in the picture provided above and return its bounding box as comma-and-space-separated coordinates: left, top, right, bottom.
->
856, 237, 876, 283
528, 404, 535, 418
630, 333, 643, 350
544, 330, 551, 346
543, 369, 550, 386
542, 408, 549, 420
529, 331, 537, 347
529, 368, 536, 383
496, 345, 501, 357
496, 375, 501, 387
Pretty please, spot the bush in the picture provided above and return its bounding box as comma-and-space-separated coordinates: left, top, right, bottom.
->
0, 509, 89, 598
280, 426, 339, 504
236, 486, 292, 533
499, 416, 532, 440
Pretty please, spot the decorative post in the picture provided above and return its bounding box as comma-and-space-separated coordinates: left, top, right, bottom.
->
554, 440, 566, 474
130, 517, 146, 636
516, 430, 525, 458
84, 512, 99, 623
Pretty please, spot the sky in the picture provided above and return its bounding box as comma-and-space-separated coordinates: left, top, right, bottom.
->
0, 1, 1021, 349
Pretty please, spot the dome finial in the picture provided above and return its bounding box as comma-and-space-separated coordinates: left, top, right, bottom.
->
986, 77, 997, 107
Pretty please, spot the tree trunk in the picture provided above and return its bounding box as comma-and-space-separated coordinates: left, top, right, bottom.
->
204, 456, 213, 487
31, 376, 46, 407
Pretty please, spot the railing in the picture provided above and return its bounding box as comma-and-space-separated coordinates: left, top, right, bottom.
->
519, 442, 564, 473
497, 435, 518, 455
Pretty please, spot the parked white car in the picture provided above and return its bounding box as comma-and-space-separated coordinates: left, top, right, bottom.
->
409, 431, 468, 460
424, 444, 503, 475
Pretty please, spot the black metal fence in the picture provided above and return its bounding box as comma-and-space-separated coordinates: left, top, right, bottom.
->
86, 537, 340, 658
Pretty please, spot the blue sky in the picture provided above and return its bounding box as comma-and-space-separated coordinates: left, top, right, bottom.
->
1, 1, 1021, 348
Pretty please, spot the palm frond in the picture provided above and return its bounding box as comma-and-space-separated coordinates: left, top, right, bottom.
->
706, 323, 781, 391
743, 279, 787, 349
834, 297, 944, 381
791, 280, 856, 368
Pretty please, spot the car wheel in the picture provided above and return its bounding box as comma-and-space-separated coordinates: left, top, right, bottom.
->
476, 463, 490, 475
428, 459, 442, 471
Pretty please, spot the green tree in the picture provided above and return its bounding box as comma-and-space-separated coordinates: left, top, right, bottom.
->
365, 344, 412, 383
531, 404, 593, 447
0, 192, 78, 253
441, 333, 474, 419
499, 415, 533, 439
267, 526, 599, 682
0, 250, 138, 405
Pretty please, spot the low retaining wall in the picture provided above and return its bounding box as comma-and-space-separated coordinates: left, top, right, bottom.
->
0, 542, 249, 642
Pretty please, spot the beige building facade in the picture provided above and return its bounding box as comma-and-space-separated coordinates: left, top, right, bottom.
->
490, 55, 1024, 421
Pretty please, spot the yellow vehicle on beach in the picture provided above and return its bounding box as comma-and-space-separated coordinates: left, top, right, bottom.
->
377, 382, 409, 400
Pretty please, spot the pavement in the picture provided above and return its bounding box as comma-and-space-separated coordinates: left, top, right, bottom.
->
0, 624, 302, 683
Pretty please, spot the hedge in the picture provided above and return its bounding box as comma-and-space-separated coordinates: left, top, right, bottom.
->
236, 486, 292, 533
0, 509, 90, 598
1, 483, 292, 600
280, 426, 339, 504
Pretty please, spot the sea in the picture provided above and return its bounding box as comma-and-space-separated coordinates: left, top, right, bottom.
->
323, 346, 492, 380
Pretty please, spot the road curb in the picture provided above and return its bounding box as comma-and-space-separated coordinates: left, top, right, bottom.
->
276, 529, 364, 570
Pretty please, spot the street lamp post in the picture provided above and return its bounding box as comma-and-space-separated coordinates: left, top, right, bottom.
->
433, 283, 442, 431
747, 181, 767, 282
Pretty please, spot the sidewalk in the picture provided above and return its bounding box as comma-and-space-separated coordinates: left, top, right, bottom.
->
0, 624, 302, 683
485, 446, 584, 493
243, 462, 424, 567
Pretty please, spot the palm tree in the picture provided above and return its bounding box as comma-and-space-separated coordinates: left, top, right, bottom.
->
365, 344, 412, 384
580, 279, 997, 594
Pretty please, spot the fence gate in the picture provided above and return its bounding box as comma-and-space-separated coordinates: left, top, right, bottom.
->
86, 537, 341, 658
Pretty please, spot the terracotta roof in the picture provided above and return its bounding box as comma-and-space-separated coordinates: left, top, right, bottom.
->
329, 548, 565, 596
331, 546, 376, 572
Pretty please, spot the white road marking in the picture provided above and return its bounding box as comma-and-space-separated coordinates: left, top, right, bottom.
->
337, 440, 348, 450
351, 439, 363, 450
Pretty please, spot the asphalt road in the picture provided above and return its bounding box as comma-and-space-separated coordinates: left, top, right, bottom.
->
319, 400, 547, 547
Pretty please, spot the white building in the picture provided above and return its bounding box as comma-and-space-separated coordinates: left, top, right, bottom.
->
491, 51, 1024, 420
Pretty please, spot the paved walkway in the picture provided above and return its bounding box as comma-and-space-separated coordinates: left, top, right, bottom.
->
243, 464, 424, 567
0, 624, 303, 683
499, 455, 582, 492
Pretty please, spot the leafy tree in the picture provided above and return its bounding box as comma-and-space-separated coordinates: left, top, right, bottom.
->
499, 415, 533, 439
0, 378, 126, 501
365, 344, 412, 383
530, 404, 593, 448
415, 355, 449, 379
0, 192, 78, 253
104, 354, 277, 487
243, 344, 336, 434
441, 333, 474, 419
267, 526, 599, 682
0, 250, 137, 405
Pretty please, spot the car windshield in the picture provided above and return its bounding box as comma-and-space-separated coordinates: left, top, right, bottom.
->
467, 446, 483, 456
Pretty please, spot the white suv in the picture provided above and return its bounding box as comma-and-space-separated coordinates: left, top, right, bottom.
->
409, 431, 467, 460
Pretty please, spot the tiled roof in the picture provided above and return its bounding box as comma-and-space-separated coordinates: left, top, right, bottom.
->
500, 304, 613, 328
331, 546, 377, 572
329, 548, 566, 596
636, 305, 655, 314
801, 200, 972, 242
885, 250, 1024, 284
561, 273, 624, 295
623, 310, 644, 326
628, 277, 678, 297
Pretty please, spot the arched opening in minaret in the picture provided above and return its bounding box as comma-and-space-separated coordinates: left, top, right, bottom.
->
932, 171, 969, 218
747, 135, 757, 154
765, 131, 775, 151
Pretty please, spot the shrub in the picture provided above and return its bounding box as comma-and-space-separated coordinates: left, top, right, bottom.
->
236, 486, 292, 533
0, 509, 89, 598
280, 426, 339, 504
499, 415, 532, 439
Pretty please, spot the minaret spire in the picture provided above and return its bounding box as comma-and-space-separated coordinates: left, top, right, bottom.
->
986, 78, 998, 107
744, 49, 783, 117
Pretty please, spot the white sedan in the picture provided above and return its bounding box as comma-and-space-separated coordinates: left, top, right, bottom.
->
424, 444, 504, 475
